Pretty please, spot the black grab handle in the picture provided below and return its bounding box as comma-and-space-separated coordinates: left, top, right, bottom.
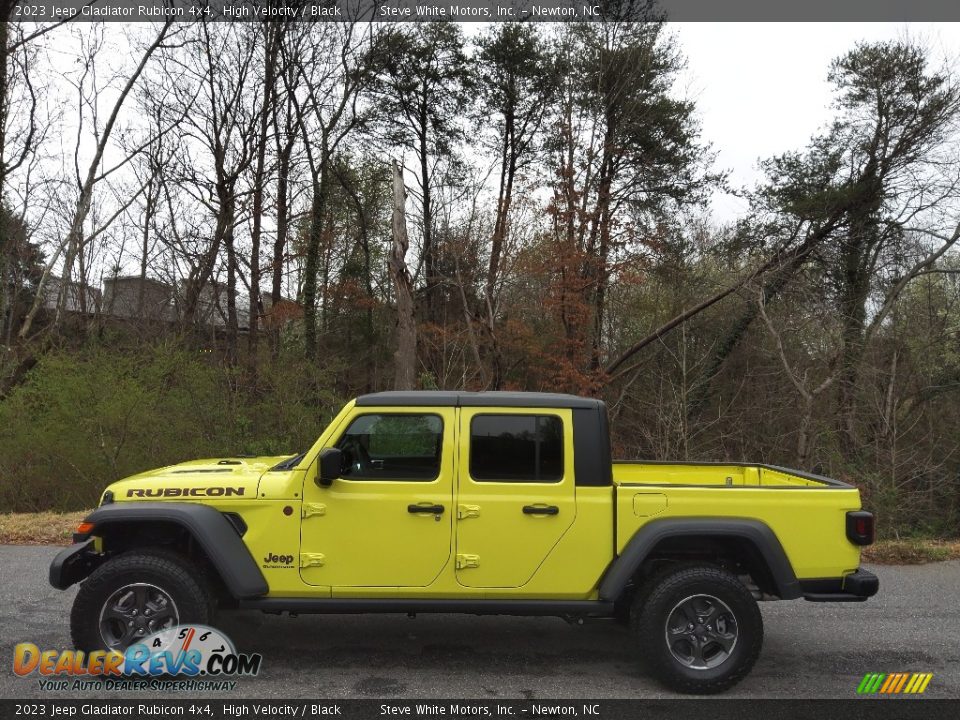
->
408, 504, 445, 514
522, 505, 559, 515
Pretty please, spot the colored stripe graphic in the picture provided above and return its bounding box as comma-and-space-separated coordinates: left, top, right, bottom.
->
879, 674, 897, 693
857, 672, 932, 694
856, 674, 875, 694
857, 673, 885, 694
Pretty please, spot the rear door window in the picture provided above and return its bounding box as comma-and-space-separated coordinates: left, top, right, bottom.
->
470, 415, 563, 483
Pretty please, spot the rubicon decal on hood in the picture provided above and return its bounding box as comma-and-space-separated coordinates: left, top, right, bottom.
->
126, 487, 245, 498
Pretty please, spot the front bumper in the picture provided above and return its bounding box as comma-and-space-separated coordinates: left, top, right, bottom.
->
800, 568, 879, 602
49, 539, 102, 590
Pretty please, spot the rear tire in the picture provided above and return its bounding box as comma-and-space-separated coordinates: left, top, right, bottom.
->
70, 549, 214, 652
630, 564, 763, 694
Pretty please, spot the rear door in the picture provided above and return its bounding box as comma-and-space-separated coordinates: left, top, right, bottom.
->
455, 407, 575, 588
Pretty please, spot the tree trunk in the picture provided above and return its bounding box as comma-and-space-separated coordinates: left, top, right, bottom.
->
389, 161, 417, 391
685, 262, 800, 420
0, 9, 10, 196
248, 40, 276, 381
137, 180, 153, 318
484, 114, 517, 390
589, 153, 615, 373
271, 159, 289, 308
302, 154, 328, 359
418, 107, 436, 323
225, 214, 238, 365
270, 119, 293, 358
797, 396, 814, 468
487, 123, 513, 311
835, 228, 871, 453
181, 234, 222, 326
54, 191, 93, 325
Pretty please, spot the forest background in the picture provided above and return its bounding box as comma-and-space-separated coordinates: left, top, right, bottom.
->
2, 6, 960, 542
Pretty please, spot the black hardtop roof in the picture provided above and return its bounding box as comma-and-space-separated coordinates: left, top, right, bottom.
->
355, 391, 604, 410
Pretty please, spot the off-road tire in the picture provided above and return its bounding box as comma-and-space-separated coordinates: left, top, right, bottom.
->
70, 548, 215, 652
630, 564, 763, 694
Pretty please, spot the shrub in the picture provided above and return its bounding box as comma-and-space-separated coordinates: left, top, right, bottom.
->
0, 341, 343, 512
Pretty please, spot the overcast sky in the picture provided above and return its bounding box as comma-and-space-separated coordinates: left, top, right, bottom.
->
671, 22, 960, 221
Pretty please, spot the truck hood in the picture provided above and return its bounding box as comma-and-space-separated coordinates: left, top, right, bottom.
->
103, 456, 294, 503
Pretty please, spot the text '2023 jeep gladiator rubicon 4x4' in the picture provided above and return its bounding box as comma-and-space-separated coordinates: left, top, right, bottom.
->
51, 391, 878, 693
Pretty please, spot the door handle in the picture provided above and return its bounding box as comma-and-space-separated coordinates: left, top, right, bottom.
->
408, 503, 445, 514
522, 505, 559, 515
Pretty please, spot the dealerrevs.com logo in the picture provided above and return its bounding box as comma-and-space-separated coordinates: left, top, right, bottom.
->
13, 625, 262, 692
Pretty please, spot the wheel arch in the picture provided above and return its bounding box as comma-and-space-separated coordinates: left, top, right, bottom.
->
599, 518, 802, 602
50, 502, 267, 600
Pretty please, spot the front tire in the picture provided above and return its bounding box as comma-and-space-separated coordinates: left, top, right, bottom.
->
70, 549, 214, 652
631, 564, 763, 694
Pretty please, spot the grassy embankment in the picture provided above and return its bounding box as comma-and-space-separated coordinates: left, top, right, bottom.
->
0, 511, 87, 545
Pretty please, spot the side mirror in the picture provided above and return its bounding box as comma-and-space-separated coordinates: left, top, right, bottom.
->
317, 448, 344, 487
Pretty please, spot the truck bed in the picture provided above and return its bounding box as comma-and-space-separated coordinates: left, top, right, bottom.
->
612, 461, 862, 580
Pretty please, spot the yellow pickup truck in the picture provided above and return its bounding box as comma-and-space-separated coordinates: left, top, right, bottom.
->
50, 391, 877, 693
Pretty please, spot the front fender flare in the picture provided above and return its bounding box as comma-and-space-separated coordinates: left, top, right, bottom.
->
49, 502, 268, 599
598, 517, 802, 601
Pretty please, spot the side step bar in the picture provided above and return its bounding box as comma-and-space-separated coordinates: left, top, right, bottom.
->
239, 598, 615, 618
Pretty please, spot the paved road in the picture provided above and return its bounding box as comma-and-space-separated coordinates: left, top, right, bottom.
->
1, 545, 957, 699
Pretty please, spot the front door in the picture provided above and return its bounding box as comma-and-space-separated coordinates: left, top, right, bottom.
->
455, 408, 576, 588
300, 407, 455, 588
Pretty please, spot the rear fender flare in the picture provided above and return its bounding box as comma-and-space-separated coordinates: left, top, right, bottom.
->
598, 517, 801, 601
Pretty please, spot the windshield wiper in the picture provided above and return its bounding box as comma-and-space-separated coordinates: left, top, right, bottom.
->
271, 453, 305, 471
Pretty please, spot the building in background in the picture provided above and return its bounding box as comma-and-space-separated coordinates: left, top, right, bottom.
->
41, 277, 101, 314
189, 282, 250, 331
102, 276, 173, 322
42, 274, 272, 333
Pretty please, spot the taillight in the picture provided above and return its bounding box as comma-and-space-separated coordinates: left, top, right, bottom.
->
846, 511, 875, 546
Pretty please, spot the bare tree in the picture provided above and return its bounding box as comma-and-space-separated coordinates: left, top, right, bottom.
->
18, 20, 175, 339
283, 21, 370, 359
247, 20, 285, 381
0, 9, 39, 202
268, 27, 301, 322
368, 23, 472, 325
757, 287, 841, 467
474, 24, 554, 388
163, 21, 259, 362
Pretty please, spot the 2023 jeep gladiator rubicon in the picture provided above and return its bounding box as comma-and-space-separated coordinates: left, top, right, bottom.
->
51, 391, 878, 693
